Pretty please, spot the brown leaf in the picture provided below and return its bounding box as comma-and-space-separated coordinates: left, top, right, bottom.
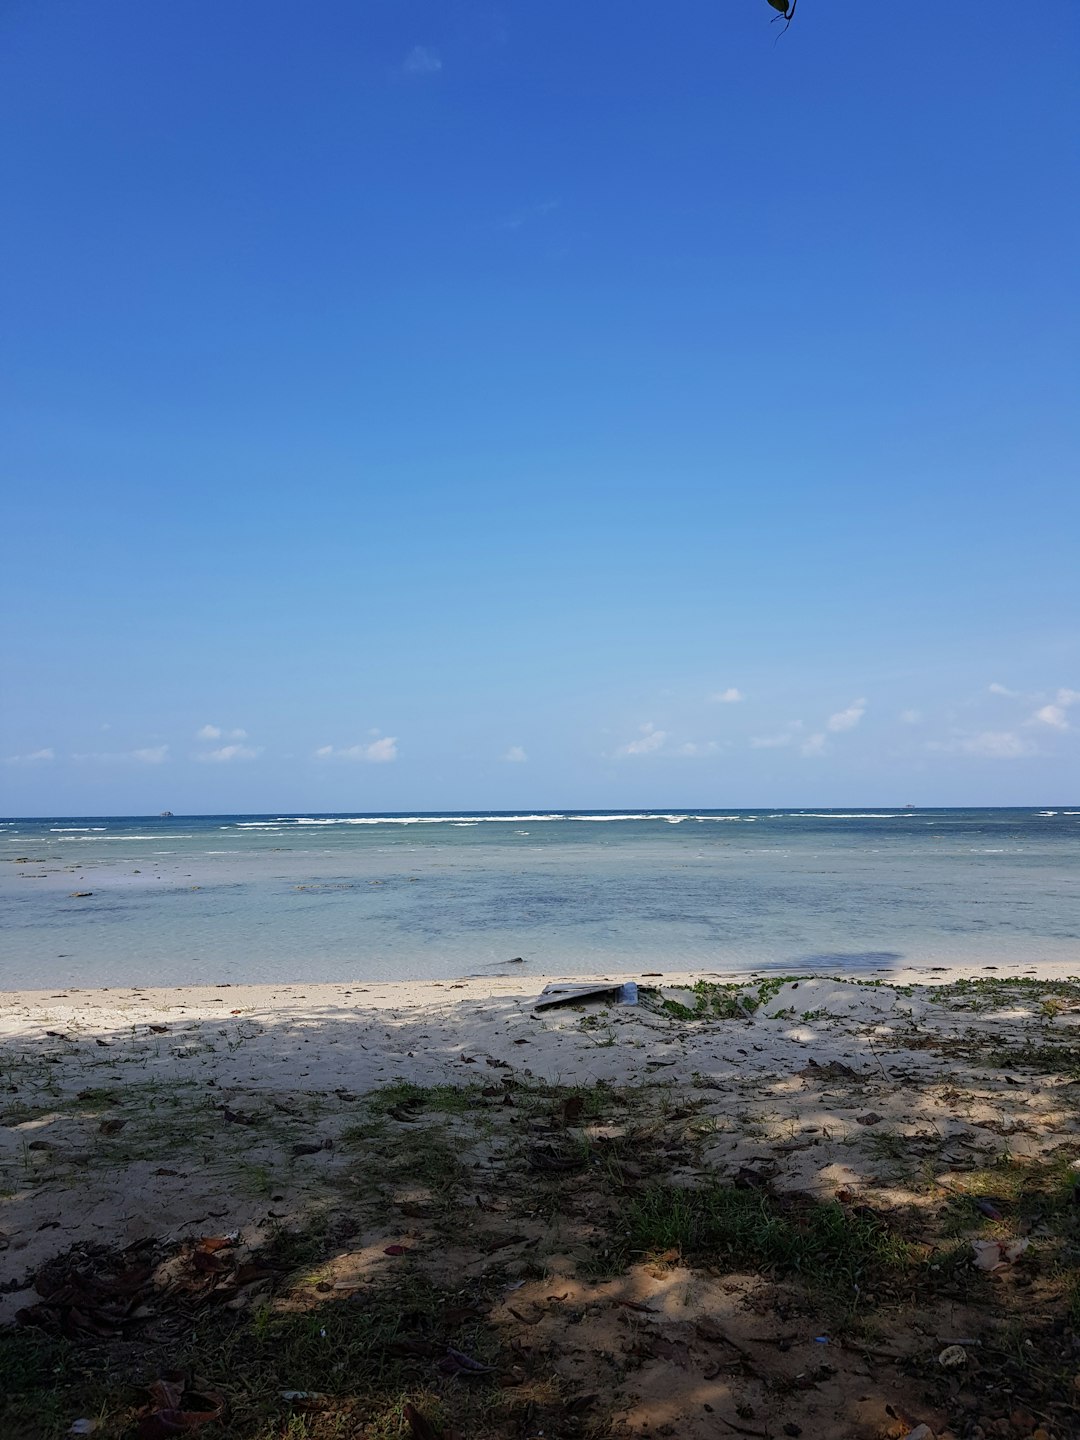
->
191, 1250, 227, 1274
196, 1236, 235, 1254
146, 1375, 185, 1413
137, 1380, 225, 1439
562, 1095, 585, 1126
404, 1404, 443, 1440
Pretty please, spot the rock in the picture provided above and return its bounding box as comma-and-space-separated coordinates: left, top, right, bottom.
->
938, 1344, 968, 1367
902, 1427, 935, 1440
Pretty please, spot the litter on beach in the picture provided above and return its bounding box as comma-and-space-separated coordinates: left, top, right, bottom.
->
533, 981, 639, 1011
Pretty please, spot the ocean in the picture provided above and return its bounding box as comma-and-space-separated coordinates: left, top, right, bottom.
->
1, 809, 1077, 990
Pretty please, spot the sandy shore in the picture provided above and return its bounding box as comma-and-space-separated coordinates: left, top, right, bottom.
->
3, 962, 1080, 1438
2, 962, 1078, 1301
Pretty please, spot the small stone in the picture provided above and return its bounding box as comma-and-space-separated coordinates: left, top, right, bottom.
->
902, 1427, 935, 1440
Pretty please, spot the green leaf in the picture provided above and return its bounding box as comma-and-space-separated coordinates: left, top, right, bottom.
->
766, 0, 790, 13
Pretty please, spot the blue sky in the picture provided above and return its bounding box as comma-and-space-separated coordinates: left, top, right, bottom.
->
2, 1, 1077, 815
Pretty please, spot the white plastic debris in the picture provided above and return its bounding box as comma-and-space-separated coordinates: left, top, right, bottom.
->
971, 1237, 1029, 1272
938, 1345, 968, 1368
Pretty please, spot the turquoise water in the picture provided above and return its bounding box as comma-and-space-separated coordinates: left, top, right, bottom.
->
1, 809, 1078, 989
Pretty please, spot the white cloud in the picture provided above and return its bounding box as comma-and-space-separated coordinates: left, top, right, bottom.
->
826, 699, 866, 733
1031, 704, 1068, 731
615, 723, 667, 757
198, 744, 260, 763
315, 738, 398, 763
5, 747, 54, 764
988, 682, 1018, 697
502, 746, 527, 763
403, 45, 441, 74
677, 741, 720, 757
198, 724, 247, 741
709, 688, 744, 704
1028, 689, 1079, 731
132, 745, 169, 764
801, 733, 827, 757
365, 736, 398, 763
899, 709, 923, 725
929, 731, 1037, 759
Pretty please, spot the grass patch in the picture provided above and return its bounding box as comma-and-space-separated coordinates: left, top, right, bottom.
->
617, 1183, 915, 1287
365, 1081, 486, 1117
929, 975, 1080, 1009
0, 1329, 79, 1438
986, 1041, 1080, 1077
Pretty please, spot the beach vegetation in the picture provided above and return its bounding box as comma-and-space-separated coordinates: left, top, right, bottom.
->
641, 975, 837, 1024
4, 1074, 1080, 1439
614, 1181, 917, 1284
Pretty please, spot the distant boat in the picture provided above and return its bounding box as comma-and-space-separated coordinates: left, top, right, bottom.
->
904, 803, 915, 810
159, 810, 173, 818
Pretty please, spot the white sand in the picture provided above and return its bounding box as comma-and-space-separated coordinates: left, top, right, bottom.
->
2, 963, 1078, 1323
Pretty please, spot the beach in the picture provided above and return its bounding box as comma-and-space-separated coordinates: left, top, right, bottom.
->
3, 963, 1079, 1438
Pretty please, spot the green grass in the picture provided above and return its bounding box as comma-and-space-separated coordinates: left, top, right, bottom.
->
929, 975, 1080, 1009
0, 1330, 79, 1438
986, 1040, 1080, 1076
616, 1183, 915, 1284
365, 1081, 486, 1116
642, 975, 826, 1023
